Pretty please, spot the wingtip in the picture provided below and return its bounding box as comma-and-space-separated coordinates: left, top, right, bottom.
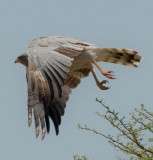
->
36, 127, 39, 138
56, 129, 59, 136
41, 130, 46, 141
28, 118, 32, 127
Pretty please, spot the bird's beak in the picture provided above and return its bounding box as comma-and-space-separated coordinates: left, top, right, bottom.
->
15, 58, 19, 63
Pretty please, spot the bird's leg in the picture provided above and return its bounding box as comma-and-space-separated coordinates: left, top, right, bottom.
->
92, 60, 115, 79
90, 65, 110, 90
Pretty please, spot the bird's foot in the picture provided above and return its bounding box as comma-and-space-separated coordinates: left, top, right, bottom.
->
97, 80, 110, 90
92, 60, 116, 79
102, 71, 116, 79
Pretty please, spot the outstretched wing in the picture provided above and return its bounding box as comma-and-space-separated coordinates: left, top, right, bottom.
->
26, 36, 92, 139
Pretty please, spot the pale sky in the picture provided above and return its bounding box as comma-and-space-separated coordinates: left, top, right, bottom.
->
0, 0, 152, 159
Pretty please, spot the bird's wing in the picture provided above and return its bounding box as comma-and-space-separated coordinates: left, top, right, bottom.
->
64, 68, 90, 88
26, 36, 92, 139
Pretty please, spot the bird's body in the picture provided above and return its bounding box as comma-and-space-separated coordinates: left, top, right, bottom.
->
15, 36, 142, 140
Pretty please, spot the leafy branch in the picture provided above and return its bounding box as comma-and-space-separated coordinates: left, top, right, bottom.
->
73, 155, 88, 160
78, 99, 153, 160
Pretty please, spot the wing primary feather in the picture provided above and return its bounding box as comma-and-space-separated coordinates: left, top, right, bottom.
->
50, 98, 65, 117
40, 117, 46, 140
54, 98, 65, 116
34, 112, 40, 138
49, 107, 59, 135
45, 62, 64, 86
47, 56, 70, 76
28, 107, 32, 127
43, 73, 54, 100
42, 66, 62, 98
50, 102, 62, 125
44, 50, 73, 66
43, 102, 50, 133
45, 114, 50, 133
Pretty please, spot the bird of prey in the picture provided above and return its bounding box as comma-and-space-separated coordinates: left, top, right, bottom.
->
15, 36, 142, 140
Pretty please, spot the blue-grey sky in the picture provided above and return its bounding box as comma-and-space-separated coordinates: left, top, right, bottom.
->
0, 0, 152, 159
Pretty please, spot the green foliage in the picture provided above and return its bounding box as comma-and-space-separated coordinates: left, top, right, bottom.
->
73, 155, 88, 160
78, 100, 153, 160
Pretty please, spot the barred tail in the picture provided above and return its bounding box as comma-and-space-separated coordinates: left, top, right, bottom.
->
90, 48, 143, 67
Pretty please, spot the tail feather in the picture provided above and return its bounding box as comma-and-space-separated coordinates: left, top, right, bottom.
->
91, 48, 143, 67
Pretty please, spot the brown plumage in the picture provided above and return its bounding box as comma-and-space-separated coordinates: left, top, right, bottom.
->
15, 36, 143, 140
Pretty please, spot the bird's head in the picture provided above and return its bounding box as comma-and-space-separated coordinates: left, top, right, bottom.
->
15, 53, 28, 66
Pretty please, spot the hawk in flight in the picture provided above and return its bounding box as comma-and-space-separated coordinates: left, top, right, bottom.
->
15, 36, 142, 140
